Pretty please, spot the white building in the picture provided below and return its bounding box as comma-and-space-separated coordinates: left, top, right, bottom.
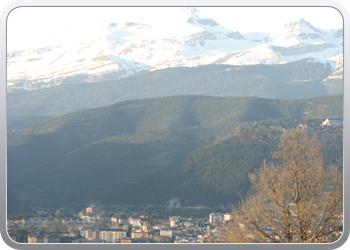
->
160, 230, 173, 238
224, 213, 233, 221
100, 230, 126, 243
321, 118, 343, 127
209, 213, 224, 223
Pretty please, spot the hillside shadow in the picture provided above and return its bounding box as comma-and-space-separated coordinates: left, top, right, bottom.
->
239, 98, 285, 122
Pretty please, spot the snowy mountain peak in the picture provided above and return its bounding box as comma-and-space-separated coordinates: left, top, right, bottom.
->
175, 7, 200, 14
173, 7, 209, 22
264, 18, 331, 47
282, 18, 324, 35
7, 15, 343, 92
103, 22, 152, 31
288, 18, 308, 25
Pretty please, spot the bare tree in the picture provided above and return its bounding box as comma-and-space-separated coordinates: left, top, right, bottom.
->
217, 211, 255, 243
219, 130, 343, 243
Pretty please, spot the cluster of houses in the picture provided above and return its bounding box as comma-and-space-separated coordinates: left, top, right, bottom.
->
7, 205, 234, 243
7, 204, 343, 243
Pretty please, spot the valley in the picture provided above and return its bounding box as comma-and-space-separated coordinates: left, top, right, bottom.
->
6, 7, 344, 244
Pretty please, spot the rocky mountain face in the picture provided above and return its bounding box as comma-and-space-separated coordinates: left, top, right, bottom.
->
7, 8, 343, 92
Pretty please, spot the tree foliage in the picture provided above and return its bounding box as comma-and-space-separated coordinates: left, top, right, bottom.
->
220, 130, 343, 243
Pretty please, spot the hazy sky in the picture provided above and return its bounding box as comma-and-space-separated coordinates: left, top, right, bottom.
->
7, 7, 343, 51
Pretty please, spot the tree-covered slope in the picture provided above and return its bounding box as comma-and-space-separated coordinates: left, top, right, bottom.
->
111, 138, 275, 207
7, 94, 342, 176
7, 94, 342, 213
107, 125, 343, 209
7, 59, 336, 122
8, 127, 229, 210
104, 120, 343, 208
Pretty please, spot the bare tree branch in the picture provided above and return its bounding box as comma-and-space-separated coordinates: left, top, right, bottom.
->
218, 130, 343, 243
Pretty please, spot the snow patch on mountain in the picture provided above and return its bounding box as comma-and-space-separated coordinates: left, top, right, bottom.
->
7, 8, 343, 92
244, 32, 271, 42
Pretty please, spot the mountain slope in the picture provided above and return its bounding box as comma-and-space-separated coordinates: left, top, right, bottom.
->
8, 127, 228, 211
107, 123, 343, 210
7, 8, 342, 92
7, 94, 342, 213
109, 136, 275, 208
7, 59, 338, 123
8, 94, 343, 176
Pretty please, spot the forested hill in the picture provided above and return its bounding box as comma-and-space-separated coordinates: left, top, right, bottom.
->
7, 94, 342, 213
109, 137, 275, 208
8, 94, 343, 175
107, 123, 343, 209
8, 59, 339, 121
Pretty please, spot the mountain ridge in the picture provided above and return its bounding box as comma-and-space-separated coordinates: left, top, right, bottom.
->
7, 60, 341, 127
7, 8, 343, 92
7, 94, 343, 213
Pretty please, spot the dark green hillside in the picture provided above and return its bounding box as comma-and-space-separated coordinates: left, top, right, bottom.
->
7, 94, 342, 213
111, 139, 275, 207
107, 125, 343, 208
7, 115, 53, 131
7, 95, 249, 176
8, 94, 342, 176
7, 131, 97, 178
9, 127, 228, 211
8, 59, 335, 122
276, 94, 343, 119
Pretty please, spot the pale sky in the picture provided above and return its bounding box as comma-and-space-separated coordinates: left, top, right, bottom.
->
7, 7, 343, 51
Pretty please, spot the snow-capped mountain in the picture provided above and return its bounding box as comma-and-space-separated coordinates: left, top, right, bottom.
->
7, 8, 343, 92
215, 18, 343, 66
